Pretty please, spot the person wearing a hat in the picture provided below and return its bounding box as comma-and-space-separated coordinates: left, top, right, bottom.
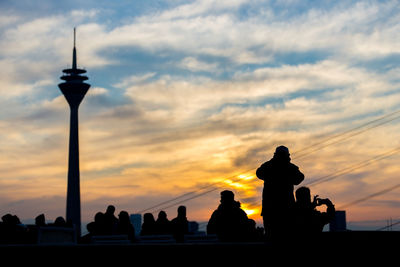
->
256, 145, 304, 241
206, 190, 250, 242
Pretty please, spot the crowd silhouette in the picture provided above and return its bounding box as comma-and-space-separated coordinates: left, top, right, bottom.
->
0, 213, 72, 244
81, 205, 135, 243
0, 146, 337, 245
139, 206, 191, 242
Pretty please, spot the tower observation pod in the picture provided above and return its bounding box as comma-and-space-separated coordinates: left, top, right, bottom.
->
58, 28, 90, 238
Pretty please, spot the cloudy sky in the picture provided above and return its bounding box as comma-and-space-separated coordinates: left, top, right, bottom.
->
1, 0, 400, 230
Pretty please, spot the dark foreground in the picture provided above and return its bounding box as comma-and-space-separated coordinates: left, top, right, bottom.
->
1, 231, 398, 266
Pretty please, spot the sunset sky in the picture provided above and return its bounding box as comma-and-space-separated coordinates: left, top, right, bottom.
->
1, 0, 400, 230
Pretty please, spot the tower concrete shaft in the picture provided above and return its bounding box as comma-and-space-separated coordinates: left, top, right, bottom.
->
58, 28, 90, 237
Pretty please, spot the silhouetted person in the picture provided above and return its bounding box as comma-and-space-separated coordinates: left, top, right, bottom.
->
29, 213, 47, 243
155, 210, 172, 235
53, 216, 67, 227
256, 146, 304, 241
117, 211, 135, 242
247, 219, 264, 242
35, 214, 46, 227
170, 206, 189, 242
207, 190, 250, 242
104, 205, 118, 234
80, 222, 96, 244
93, 212, 107, 235
141, 213, 157, 236
80, 212, 107, 243
0, 214, 27, 244
293, 187, 335, 238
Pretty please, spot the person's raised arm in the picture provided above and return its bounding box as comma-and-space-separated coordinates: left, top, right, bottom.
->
318, 198, 336, 222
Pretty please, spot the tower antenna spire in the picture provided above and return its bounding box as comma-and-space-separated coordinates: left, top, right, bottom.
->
72, 27, 77, 70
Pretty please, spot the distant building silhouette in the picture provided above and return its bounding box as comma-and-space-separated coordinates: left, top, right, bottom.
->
130, 214, 142, 236
58, 28, 91, 238
188, 221, 199, 234
330, 210, 347, 232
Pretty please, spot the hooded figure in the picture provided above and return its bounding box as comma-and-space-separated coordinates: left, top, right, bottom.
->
170, 206, 189, 242
256, 146, 304, 240
207, 190, 250, 242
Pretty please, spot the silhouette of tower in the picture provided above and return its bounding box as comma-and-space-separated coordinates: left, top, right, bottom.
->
58, 28, 90, 237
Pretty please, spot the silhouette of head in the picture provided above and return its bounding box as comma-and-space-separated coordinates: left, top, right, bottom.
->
35, 214, 46, 226
106, 205, 116, 214
143, 213, 155, 223
177, 206, 186, 217
119, 211, 130, 222
54, 216, 66, 226
220, 190, 235, 204
87, 222, 95, 233
2, 214, 14, 224
94, 212, 105, 223
274, 145, 290, 161
157, 210, 167, 220
248, 218, 256, 229
13, 215, 21, 224
296, 186, 311, 204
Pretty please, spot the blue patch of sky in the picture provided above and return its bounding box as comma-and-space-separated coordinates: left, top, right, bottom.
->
85, 91, 130, 110
252, 0, 340, 20
234, 50, 330, 76
226, 0, 348, 26
96, 45, 332, 88
288, 87, 335, 101
92, 47, 169, 83
226, 87, 334, 110
272, 50, 330, 66
93, 46, 232, 82
372, 90, 400, 102
353, 54, 400, 75
35, 83, 62, 101
348, 54, 400, 99
0, 0, 193, 26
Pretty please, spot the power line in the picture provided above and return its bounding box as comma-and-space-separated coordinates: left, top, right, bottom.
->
241, 145, 400, 194
242, 183, 400, 217
137, 187, 217, 214
142, 153, 400, 220
293, 110, 400, 160
155, 186, 221, 213
376, 220, 400, 231
179, 155, 400, 224
303, 146, 400, 187
141, 143, 400, 214
338, 183, 400, 209
137, 109, 400, 214
236, 147, 400, 210
137, 169, 256, 214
